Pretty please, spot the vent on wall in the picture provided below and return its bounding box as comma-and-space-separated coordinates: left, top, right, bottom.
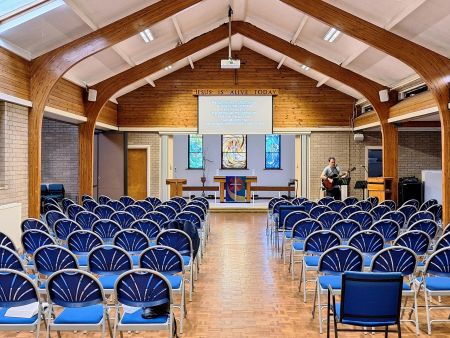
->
399, 84, 428, 100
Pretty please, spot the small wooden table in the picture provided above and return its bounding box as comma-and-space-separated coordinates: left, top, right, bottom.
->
166, 179, 187, 198
367, 177, 393, 202
213, 176, 257, 203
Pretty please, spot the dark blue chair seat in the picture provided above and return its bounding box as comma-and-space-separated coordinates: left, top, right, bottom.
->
334, 303, 397, 326
121, 310, 169, 325
0, 308, 38, 324
319, 275, 341, 290
292, 242, 304, 251
417, 277, 450, 290
54, 305, 103, 324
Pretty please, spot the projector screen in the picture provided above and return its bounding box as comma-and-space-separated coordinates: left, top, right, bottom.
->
198, 96, 273, 134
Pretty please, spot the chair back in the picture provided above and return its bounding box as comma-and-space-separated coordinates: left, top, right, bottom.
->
156, 229, 193, 257
370, 219, 400, 242
303, 230, 341, 254
34, 245, 79, 276
162, 200, 182, 213
343, 196, 358, 206
113, 229, 149, 254
115, 269, 172, 308
81, 194, 94, 202
0, 246, 25, 271
146, 197, 162, 208
309, 205, 332, 219
348, 230, 384, 255
131, 219, 161, 240
67, 230, 103, 255
88, 245, 132, 275
47, 269, 104, 308
283, 211, 310, 231
43, 203, 62, 213
347, 211, 373, 230
155, 205, 178, 220
330, 219, 361, 241
119, 196, 135, 207
0, 232, 16, 251
21, 229, 56, 255
171, 197, 187, 208
188, 200, 208, 214
107, 200, 126, 211
419, 199, 438, 211
300, 200, 317, 213
340, 205, 362, 219
317, 196, 334, 206
75, 211, 100, 230
67, 204, 85, 220
317, 211, 343, 230
434, 232, 450, 251
370, 205, 391, 221
402, 199, 419, 209
92, 219, 121, 242
272, 200, 292, 215
367, 196, 379, 207
328, 200, 346, 212
408, 219, 438, 239
21, 218, 49, 233
139, 245, 184, 274
54, 219, 82, 241
82, 199, 99, 212
44, 210, 67, 231
94, 205, 115, 219
111, 211, 136, 229
355, 200, 373, 212
407, 211, 434, 227
134, 200, 154, 213
371, 246, 417, 276
125, 205, 147, 220
427, 204, 442, 224
338, 271, 403, 326
143, 211, 169, 227
176, 211, 202, 229
268, 197, 285, 210
292, 218, 322, 240
182, 205, 206, 221
0, 269, 39, 307
379, 199, 396, 210
192, 196, 209, 209
381, 211, 406, 230
318, 245, 364, 275
98, 195, 111, 205
398, 205, 417, 222
394, 230, 431, 256
425, 247, 450, 276
62, 198, 75, 213
292, 197, 308, 206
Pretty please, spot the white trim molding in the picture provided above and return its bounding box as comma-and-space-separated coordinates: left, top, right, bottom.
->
387, 106, 438, 123
353, 121, 380, 131
119, 127, 197, 134
0, 92, 32, 107
95, 121, 119, 131
127, 145, 151, 197
44, 106, 87, 124
274, 127, 352, 133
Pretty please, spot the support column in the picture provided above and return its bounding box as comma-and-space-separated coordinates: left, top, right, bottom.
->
160, 135, 169, 201
28, 104, 44, 218
294, 135, 301, 197
380, 122, 398, 202
79, 120, 96, 199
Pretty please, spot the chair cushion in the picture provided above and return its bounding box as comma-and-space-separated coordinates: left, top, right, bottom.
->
292, 242, 304, 251
165, 275, 182, 290
54, 304, 103, 324
182, 256, 191, 266
284, 231, 293, 239
77, 255, 88, 267
319, 275, 341, 290
304, 256, 320, 267
335, 303, 397, 326
422, 277, 450, 291
132, 255, 139, 266
0, 307, 38, 324
121, 308, 169, 325
364, 256, 373, 267
99, 275, 120, 290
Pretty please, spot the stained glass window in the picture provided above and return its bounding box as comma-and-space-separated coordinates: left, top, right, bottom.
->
221, 135, 247, 169
188, 135, 203, 169
265, 134, 281, 169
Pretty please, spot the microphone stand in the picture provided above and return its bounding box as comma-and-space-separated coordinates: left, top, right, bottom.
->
360, 165, 369, 199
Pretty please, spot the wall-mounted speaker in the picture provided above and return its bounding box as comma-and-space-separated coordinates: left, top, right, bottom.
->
379, 89, 389, 102
87, 89, 97, 102
353, 133, 364, 142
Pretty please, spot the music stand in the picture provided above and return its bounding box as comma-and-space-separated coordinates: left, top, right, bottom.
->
354, 180, 368, 199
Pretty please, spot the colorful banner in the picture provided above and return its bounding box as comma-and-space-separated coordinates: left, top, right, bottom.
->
225, 176, 247, 202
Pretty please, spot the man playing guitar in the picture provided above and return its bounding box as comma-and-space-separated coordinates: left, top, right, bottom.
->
320, 157, 348, 200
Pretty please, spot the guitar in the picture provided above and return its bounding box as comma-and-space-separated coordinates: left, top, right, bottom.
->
322, 167, 356, 191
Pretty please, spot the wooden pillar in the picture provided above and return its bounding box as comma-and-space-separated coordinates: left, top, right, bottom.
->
28, 104, 44, 218
380, 122, 398, 202
79, 120, 96, 198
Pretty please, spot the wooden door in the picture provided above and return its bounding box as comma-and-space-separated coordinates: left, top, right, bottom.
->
128, 149, 147, 200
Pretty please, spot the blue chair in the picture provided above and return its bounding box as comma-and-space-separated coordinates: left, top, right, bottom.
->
380, 199, 396, 210
188, 200, 208, 214
328, 200, 346, 212
370, 205, 391, 221
67, 204, 85, 220
290, 218, 322, 279
134, 200, 154, 213
81, 194, 94, 202
407, 210, 434, 228
92, 219, 121, 244
75, 211, 100, 230
125, 205, 147, 220
163, 200, 182, 213
0, 246, 25, 271
83, 198, 99, 212
280, 210, 310, 262
54, 219, 82, 242
299, 230, 341, 302
44, 210, 67, 232
370, 219, 400, 242
107, 200, 126, 211
111, 211, 136, 229
94, 205, 115, 219
113, 229, 149, 266
292, 196, 308, 205
131, 219, 161, 241
420, 198, 438, 211
367, 196, 379, 207
300, 200, 317, 213
67, 230, 103, 267
113, 269, 174, 337
398, 204, 417, 223
343, 196, 358, 206
98, 195, 111, 205
140, 245, 186, 332
172, 196, 187, 208
403, 199, 419, 209
309, 205, 332, 220
0, 269, 43, 337
315, 245, 364, 333
408, 219, 438, 239
119, 195, 135, 207
330, 219, 361, 241
318, 196, 334, 206
34, 245, 79, 292
434, 232, 450, 251
317, 211, 343, 230
21, 229, 56, 262
176, 211, 204, 255
355, 200, 372, 212
146, 196, 162, 208
192, 196, 209, 209
327, 271, 403, 337
21, 218, 49, 233
0, 232, 17, 251
144, 211, 169, 227
46, 269, 109, 337
347, 211, 373, 230
87, 245, 133, 295
417, 247, 450, 334
394, 230, 431, 263
157, 229, 195, 301
155, 205, 178, 220
348, 230, 384, 268
43, 203, 63, 214
427, 204, 442, 225
183, 205, 205, 221
340, 205, 361, 219
62, 198, 75, 213
382, 210, 407, 230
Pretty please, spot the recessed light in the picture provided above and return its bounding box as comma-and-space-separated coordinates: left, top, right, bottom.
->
323, 27, 340, 42
301, 65, 310, 71
139, 28, 154, 43
164, 65, 172, 71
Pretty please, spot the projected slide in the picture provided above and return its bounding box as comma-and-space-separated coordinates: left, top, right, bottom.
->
198, 96, 273, 134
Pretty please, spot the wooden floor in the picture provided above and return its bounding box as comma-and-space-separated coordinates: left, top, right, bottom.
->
9, 213, 450, 337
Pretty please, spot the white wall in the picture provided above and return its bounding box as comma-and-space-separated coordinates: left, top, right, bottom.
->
173, 134, 295, 198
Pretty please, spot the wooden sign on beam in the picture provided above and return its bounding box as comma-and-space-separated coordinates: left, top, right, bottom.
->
192, 89, 279, 96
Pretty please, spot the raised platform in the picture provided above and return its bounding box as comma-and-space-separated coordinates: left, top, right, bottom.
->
209, 200, 268, 213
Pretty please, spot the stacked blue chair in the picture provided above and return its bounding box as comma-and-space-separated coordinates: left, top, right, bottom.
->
76, 211, 100, 230
67, 230, 103, 267
125, 205, 147, 220
94, 205, 115, 219
111, 211, 136, 229
317, 211, 342, 230
347, 211, 373, 230
119, 195, 135, 207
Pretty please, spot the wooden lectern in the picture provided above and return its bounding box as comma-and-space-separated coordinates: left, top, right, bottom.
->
213, 176, 257, 203
166, 179, 187, 198
367, 177, 393, 202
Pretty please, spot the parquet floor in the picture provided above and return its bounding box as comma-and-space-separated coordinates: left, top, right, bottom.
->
8, 213, 450, 337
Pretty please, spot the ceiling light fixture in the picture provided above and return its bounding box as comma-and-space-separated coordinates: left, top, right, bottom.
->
301, 65, 310, 71
139, 28, 154, 43
164, 65, 172, 71
323, 27, 340, 42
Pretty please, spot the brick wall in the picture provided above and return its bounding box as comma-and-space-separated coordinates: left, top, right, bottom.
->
41, 118, 79, 201
0, 102, 29, 218
127, 133, 160, 197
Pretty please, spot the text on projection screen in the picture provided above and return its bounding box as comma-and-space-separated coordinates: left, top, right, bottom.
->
198, 96, 273, 134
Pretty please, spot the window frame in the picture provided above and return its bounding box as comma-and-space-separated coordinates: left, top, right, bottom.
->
187, 134, 204, 170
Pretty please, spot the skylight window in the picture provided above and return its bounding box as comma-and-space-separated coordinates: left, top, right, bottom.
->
0, 0, 45, 20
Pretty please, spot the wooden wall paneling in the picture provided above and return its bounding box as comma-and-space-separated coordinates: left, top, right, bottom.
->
47, 78, 85, 116
0, 47, 30, 99
280, 0, 450, 224
98, 101, 118, 126
28, 0, 202, 217
354, 112, 378, 128
389, 91, 436, 119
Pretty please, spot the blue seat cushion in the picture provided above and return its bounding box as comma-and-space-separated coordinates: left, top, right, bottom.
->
99, 275, 120, 290
182, 256, 191, 266
284, 231, 293, 239
319, 275, 341, 290
335, 303, 397, 326
165, 275, 182, 289
0, 307, 38, 324
304, 256, 320, 267
421, 277, 450, 291
364, 256, 373, 267
132, 255, 139, 266
292, 242, 304, 251
77, 255, 88, 266
54, 304, 103, 324
121, 308, 169, 325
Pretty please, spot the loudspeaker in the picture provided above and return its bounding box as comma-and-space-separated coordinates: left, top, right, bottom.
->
379, 89, 389, 102
87, 89, 97, 102
398, 180, 423, 205
353, 133, 364, 142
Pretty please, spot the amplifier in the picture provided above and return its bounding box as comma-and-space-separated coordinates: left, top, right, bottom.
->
398, 179, 422, 205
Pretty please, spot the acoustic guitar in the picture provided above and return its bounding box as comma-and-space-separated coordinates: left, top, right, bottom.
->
322, 167, 356, 191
